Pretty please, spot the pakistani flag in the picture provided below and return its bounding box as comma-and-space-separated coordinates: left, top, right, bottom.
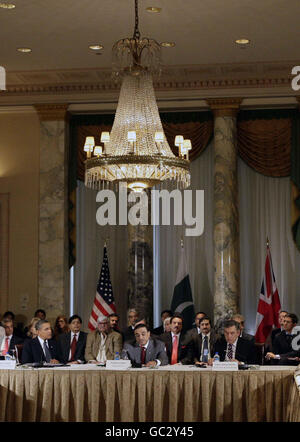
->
171, 246, 195, 332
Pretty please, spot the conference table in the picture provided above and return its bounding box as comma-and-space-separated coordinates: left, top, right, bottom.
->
0, 364, 299, 422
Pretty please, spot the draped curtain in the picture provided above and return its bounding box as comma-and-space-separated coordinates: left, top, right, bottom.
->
155, 143, 214, 320
238, 158, 300, 334
70, 109, 300, 329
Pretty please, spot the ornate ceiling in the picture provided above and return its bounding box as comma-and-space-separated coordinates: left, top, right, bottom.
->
0, 0, 299, 104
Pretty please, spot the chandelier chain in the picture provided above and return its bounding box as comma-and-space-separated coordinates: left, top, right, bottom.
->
133, 0, 140, 40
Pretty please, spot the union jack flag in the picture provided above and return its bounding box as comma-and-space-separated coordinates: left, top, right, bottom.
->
88, 246, 116, 331
255, 244, 281, 343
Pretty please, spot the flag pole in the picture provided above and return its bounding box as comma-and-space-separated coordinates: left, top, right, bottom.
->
266, 236, 269, 247
180, 236, 184, 249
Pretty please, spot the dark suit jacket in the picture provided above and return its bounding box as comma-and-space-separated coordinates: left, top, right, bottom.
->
123, 338, 168, 365
57, 331, 87, 363
21, 337, 59, 364
271, 330, 300, 364
185, 328, 200, 340
273, 330, 294, 355
0, 334, 24, 354
159, 332, 193, 364
240, 332, 255, 343
123, 326, 135, 342
271, 327, 281, 346
151, 325, 164, 336
193, 331, 217, 362
214, 336, 256, 364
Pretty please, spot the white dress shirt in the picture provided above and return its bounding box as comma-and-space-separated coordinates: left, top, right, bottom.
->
96, 333, 107, 363
0, 334, 12, 352
37, 336, 49, 358
0, 326, 5, 339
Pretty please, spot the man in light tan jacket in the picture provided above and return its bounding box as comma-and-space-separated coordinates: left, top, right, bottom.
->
85, 316, 122, 363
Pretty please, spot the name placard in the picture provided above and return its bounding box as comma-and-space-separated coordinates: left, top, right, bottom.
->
0, 360, 16, 370
105, 360, 131, 370
212, 361, 238, 371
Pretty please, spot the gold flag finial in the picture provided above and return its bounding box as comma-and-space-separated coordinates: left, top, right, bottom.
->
266, 237, 269, 247
180, 237, 184, 248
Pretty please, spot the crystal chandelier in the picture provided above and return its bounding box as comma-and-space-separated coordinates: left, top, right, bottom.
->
84, 0, 191, 192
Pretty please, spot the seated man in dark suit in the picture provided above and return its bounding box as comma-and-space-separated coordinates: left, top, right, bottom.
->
159, 314, 193, 365
193, 316, 217, 365
21, 319, 60, 364
0, 320, 24, 356
212, 320, 256, 364
232, 314, 255, 343
265, 313, 299, 365
123, 324, 168, 367
271, 310, 288, 348
58, 315, 87, 364
122, 308, 139, 342
151, 310, 173, 336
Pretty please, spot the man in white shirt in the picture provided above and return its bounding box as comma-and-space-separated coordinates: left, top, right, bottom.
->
21, 320, 60, 364
85, 316, 122, 363
194, 316, 217, 365
123, 324, 168, 367
211, 320, 256, 364
159, 315, 193, 365
58, 315, 87, 364
0, 320, 23, 356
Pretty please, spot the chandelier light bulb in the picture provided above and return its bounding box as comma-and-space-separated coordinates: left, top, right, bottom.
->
101, 132, 110, 143
155, 131, 164, 143
94, 146, 103, 157
127, 131, 137, 142
85, 136, 95, 147
175, 135, 184, 147
84, 0, 191, 191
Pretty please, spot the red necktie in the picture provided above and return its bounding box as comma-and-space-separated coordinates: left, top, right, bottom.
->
70, 334, 77, 361
140, 346, 146, 364
3, 337, 9, 355
171, 335, 178, 365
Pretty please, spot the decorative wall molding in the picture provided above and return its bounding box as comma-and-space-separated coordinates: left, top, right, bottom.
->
207, 98, 242, 116
0, 193, 9, 313
34, 103, 69, 121
0, 61, 297, 105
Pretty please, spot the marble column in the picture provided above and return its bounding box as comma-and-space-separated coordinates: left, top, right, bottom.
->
207, 98, 242, 328
127, 190, 153, 328
34, 104, 69, 324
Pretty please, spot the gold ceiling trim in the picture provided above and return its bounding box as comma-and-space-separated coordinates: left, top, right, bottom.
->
0, 61, 297, 100
34, 103, 69, 121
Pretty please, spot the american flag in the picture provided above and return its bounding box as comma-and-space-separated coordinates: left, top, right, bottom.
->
88, 246, 116, 331
255, 244, 281, 343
